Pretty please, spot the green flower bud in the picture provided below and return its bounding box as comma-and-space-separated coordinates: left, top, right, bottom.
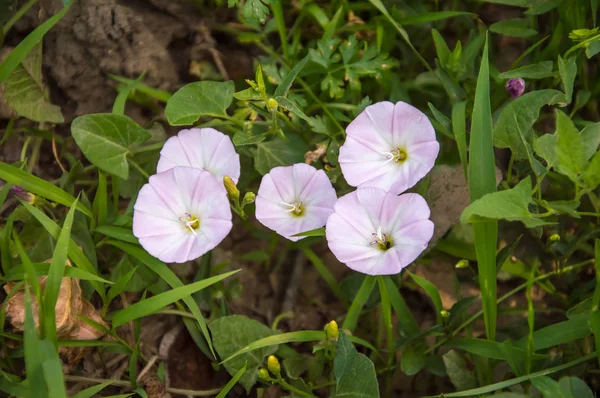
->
549, 234, 560, 242
258, 368, 270, 381
325, 320, 339, 340
455, 259, 469, 269
223, 176, 240, 201
242, 192, 256, 206
440, 310, 450, 319
267, 98, 278, 111
267, 355, 281, 376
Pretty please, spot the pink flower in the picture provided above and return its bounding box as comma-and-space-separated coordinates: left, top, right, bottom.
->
255, 163, 337, 241
505, 78, 526, 98
157, 128, 241, 183
133, 166, 232, 263
339, 101, 439, 195
326, 187, 434, 275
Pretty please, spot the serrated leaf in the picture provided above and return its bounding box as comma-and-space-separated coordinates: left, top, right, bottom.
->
493, 90, 565, 159
333, 333, 379, 398
499, 61, 554, 79
254, 135, 308, 175
210, 315, 278, 392
4, 45, 63, 123
461, 177, 547, 228
71, 114, 151, 179
165, 81, 235, 125
490, 18, 538, 38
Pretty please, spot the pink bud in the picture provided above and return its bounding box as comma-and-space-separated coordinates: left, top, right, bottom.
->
505, 78, 526, 99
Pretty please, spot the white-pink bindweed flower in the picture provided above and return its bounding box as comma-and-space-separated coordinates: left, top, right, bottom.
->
339, 101, 439, 195
133, 166, 232, 263
326, 187, 434, 275
255, 163, 337, 242
157, 128, 241, 183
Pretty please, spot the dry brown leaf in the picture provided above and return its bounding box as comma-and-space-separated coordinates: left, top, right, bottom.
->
304, 144, 327, 164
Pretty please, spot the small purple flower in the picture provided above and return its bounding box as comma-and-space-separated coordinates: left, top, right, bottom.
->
339, 101, 439, 195
157, 128, 241, 183
326, 187, 434, 275
133, 166, 232, 263
10, 186, 35, 204
255, 163, 337, 241
505, 78, 525, 99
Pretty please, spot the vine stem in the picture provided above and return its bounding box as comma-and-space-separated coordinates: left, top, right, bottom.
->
2, 0, 37, 36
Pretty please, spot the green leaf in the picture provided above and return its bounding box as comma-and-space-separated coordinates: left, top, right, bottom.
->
428, 102, 452, 138
71, 114, 151, 179
586, 40, 600, 58
4, 45, 64, 123
275, 96, 311, 122
6, 261, 112, 284
303, 247, 347, 307
293, 227, 325, 237
216, 361, 247, 398
112, 73, 144, 115
165, 81, 235, 125
558, 55, 577, 103
111, 269, 239, 327
524, 0, 564, 15
558, 376, 594, 398
254, 135, 308, 175
94, 225, 137, 244
448, 338, 548, 361
532, 376, 569, 398
555, 109, 588, 182
40, 339, 66, 398
342, 275, 376, 331
493, 90, 565, 159
23, 284, 47, 394
399, 11, 474, 26
442, 350, 477, 391
490, 18, 538, 38
408, 272, 443, 322
232, 131, 266, 146
0, 162, 92, 217
333, 333, 379, 398
210, 315, 278, 392
515, 315, 591, 350
0, 3, 72, 84
43, 198, 77, 345
581, 122, 600, 160
401, 345, 425, 375
534, 134, 558, 169
461, 177, 547, 228
274, 54, 311, 97
470, 35, 498, 342
107, 266, 138, 304
382, 276, 419, 337
499, 61, 555, 79
71, 382, 112, 398
582, 151, 600, 190
452, 101, 468, 180
108, 74, 172, 102
431, 29, 451, 66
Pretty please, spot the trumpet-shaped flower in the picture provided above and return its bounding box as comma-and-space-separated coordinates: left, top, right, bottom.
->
255, 163, 337, 241
339, 101, 439, 195
326, 187, 434, 275
133, 166, 232, 263
157, 128, 240, 183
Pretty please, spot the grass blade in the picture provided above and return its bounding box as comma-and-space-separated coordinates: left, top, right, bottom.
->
216, 361, 247, 398
110, 269, 240, 327
19, 201, 105, 300
303, 247, 347, 307
452, 101, 468, 180
468, 33, 498, 341
23, 284, 46, 394
342, 275, 376, 332
43, 198, 77, 344
40, 339, 66, 397
0, 162, 92, 217
274, 53, 311, 97
382, 276, 419, 337
112, 73, 145, 115
408, 272, 443, 323
6, 262, 112, 284
0, 3, 72, 84
71, 382, 112, 398
92, 171, 108, 228
593, 239, 600, 367
94, 225, 137, 243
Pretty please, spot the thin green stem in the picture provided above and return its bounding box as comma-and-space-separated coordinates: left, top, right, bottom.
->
130, 142, 165, 154
2, 0, 37, 36
425, 259, 594, 354
271, 0, 290, 61
128, 158, 150, 179
158, 309, 196, 319
278, 376, 314, 397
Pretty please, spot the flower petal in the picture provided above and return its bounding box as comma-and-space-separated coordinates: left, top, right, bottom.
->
391, 101, 437, 147
346, 101, 395, 152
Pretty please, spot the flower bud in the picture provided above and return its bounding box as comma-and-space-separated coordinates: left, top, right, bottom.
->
242, 192, 256, 206
11, 186, 36, 204
223, 176, 240, 201
455, 259, 469, 269
325, 320, 339, 340
258, 368, 270, 381
267, 355, 281, 376
549, 233, 560, 242
440, 310, 450, 319
505, 78, 525, 99
267, 98, 278, 111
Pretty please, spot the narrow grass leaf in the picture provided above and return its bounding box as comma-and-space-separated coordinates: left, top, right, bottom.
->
23, 284, 46, 394
469, 34, 498, 341
111, 269, 239, 327
108, 74, 172, 102
294, 227, 325, 237
107, 240, 216, 357
40, 340, 66, 397
20, 200, 105, 299
71, 382, 112, 398
13, 233, 42, 304
303, 248, 347, 306
1, 212, 16, 275
515, 315, 591, 350
342, 275, 376, 331
6, 262, 111, 284
452, 101, 468, 180
43, 198, 77, 345
408, 272, 443, 323
448, 338, 548, 360
382, 276, 419, 337
216, 361, 248, 398
274, 53, 312, 97
0, 3, 72, 84
92, 171, 108, 228
593, 239, 600, 367
94, 225, 137, 243
107, 267, 138, 305
0, 162, 91, 216
112, 73, 145, 115
399, 11, 474, 25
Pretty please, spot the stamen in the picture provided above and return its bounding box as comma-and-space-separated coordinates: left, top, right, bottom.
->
179, 213, 200, 235
370, 226, 392, 251
380, 148, 408, 164
281, 201, 304, 216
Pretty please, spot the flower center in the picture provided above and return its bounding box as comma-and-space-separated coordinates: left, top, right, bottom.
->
381, 148, 408, 165
282, 201, 305, 217
370, 226, 392, 251
179, 213, 200, 235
